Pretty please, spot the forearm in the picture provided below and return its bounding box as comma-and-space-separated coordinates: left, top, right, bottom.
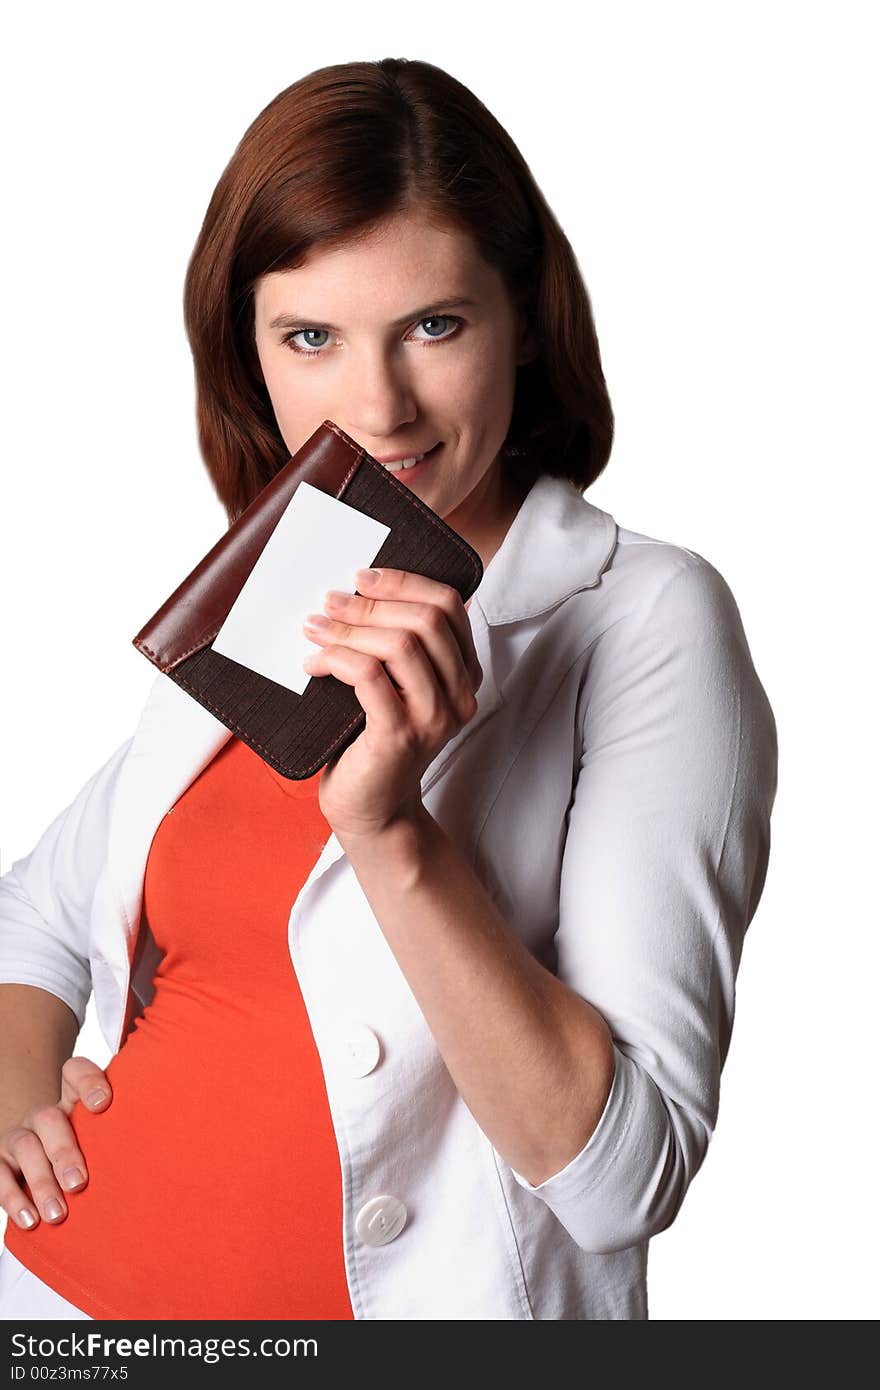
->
0, 984, 78, 1132
337, 807, 616, 1187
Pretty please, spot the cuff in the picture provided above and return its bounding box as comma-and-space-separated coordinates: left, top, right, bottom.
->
508, 1043, 629, 1196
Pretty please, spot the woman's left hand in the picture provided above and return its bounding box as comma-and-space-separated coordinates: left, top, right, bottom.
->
301, 567, 483, 842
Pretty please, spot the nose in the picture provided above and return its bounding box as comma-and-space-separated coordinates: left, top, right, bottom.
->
342, 345, 418, 443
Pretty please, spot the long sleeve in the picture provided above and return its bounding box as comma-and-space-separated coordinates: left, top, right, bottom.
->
0, 735, 134, 1030
506, 556, 778, 1254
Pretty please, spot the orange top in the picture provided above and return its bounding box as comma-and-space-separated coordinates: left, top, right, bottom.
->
4, 736, 355, 1320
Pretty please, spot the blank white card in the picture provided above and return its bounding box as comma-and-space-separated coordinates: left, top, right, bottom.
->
212, 482, 391, 695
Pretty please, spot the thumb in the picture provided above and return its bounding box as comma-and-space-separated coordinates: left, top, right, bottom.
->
59, 1055, 113, 1115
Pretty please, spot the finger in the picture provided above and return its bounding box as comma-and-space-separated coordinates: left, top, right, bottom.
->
28, 1101, 90, 1195
59, 1055, 112, 1115
316, 592, 479, 719
1, 1121, 71, 1226
0, 1156, 40, 1230
303, 642, 443, 743
306, 611, 477, 732
352, 568, 483, 690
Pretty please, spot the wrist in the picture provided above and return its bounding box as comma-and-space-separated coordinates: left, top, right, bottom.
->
334, 800, 434, 875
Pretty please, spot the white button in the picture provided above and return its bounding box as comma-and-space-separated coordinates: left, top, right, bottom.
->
341, 1022, 382, 1077
355, 1195, 408, 1246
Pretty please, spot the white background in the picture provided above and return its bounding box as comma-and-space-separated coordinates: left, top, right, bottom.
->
1, 0, 877, 1320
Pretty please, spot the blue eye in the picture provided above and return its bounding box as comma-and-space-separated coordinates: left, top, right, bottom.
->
413, 315, 458, 341
282, 327, 331, 353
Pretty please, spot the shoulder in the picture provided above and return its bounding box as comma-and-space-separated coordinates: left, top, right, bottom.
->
598, 517, 747, 646
591, 518, 776, 757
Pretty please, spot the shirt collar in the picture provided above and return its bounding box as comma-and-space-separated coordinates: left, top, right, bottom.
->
471, 473, 618, 625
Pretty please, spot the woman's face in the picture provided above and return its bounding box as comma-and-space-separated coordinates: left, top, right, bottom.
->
252, 208, 536, 559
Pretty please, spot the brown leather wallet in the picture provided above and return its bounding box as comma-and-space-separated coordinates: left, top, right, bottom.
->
131, 420, 483, 779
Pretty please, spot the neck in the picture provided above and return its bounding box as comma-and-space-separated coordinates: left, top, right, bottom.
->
457, 464, 531, 567
453, 462, 531, 613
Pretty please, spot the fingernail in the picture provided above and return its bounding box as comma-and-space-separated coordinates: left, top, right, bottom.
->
16, 1209, 37, 1229
86, 1089, 108, 1108
62, 1166, 85, 1190
303, 613, 330, 629
354, 567, 381, 588
44, 1198, 65, 1220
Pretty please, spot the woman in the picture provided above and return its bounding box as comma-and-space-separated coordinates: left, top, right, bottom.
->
0, 57, 777, 1321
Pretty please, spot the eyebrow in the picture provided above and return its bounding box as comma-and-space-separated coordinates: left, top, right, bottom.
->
267, 297, 478, 332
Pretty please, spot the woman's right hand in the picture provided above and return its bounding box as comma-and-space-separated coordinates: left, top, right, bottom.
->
0, 1056, 112, 1230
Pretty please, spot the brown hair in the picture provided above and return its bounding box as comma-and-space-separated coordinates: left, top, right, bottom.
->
183, 58, 614, 524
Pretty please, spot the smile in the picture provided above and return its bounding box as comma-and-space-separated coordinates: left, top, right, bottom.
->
377, 440, 443, 479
